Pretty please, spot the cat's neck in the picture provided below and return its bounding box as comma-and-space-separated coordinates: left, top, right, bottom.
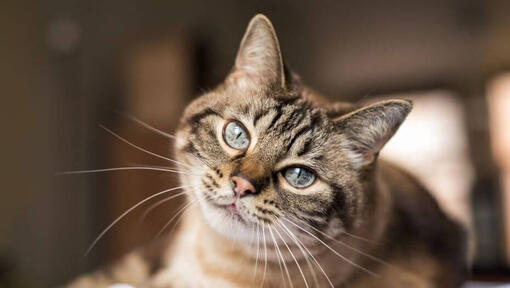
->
170, 204, 375, 287
183, 206, 262, 258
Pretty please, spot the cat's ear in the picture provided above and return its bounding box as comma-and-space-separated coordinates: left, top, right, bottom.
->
334, 99, 412, 169
229, 14, 286, 89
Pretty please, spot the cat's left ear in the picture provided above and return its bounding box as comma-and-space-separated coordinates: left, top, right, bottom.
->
229, 14, 286, 89
334, 99, 412, 169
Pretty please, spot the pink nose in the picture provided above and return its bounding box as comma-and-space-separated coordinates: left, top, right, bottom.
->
231, 176, 256, 197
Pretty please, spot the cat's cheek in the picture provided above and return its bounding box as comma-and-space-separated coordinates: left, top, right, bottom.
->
189, 178, 208, 201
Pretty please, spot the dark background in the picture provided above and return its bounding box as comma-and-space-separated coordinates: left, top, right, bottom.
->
2, 0, 510, 287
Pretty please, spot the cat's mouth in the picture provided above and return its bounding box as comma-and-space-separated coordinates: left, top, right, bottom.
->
212, 200, 247, 223
225, 202, 238, 213
217, 201, 240, 215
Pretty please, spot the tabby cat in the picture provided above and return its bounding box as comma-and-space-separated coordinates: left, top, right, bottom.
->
68, 14, 467, 288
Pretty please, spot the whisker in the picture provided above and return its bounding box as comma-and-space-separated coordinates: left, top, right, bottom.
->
276, 220, 321, 288
273, 224, 309, 288
140, 191, 188, 222
278, 220, 333, 287
112, 112, 216, 171
127, 164, 203, 177
251, 224, 256, 248
155, 200, 188, 237
283, 217, 379, 278
291, 216, 397, 270
156, 196, 205, 238
113, 110, 178, 140
56, 166, 199, 177
249, 223, 256, 277
84, 185, 191, 256
167, 200, 198, 236
268, 224, 287, 288
253, 223, 260, 279
261, 223, 268, 288
269, 226, 294, 288
340, 230, 377, 244
156, 204, 190, 238
99, 124, 192, 169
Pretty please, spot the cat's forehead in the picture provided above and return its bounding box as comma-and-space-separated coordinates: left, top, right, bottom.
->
220, 95, 331, 159
222, 93, 315, 121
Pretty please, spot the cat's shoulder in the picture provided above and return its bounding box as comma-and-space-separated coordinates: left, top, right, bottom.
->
377, 160, 468, 286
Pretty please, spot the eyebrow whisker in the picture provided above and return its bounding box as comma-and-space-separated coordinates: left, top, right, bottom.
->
99, 124, 193, 169
56, 166, 200, 177
113, 110, 178, 140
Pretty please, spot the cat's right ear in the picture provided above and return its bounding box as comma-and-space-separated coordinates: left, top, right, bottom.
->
228, 14, 286, 89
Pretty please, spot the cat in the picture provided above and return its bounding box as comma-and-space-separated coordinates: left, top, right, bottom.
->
67, 14, 467, 288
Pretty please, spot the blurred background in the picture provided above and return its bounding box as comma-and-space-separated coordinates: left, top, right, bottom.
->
2, 0, 510, 287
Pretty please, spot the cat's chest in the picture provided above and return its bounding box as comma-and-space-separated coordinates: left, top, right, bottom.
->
148, 224, 246, 288
139, 212, 238, 287
147, 219, 338, 288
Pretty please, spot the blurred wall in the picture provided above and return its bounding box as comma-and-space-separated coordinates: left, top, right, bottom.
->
1, 0, 55, 286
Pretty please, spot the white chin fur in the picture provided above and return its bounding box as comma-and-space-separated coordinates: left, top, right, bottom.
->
198, 200, 258, 242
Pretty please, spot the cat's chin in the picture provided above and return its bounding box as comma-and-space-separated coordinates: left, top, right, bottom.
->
198, 198, 259, 242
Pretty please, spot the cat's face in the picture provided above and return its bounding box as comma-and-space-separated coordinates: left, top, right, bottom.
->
174, 15, 411, 242
175, 89, 357, 240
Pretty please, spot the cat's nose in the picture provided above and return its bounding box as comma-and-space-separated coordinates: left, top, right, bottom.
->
231, 176, 257, 197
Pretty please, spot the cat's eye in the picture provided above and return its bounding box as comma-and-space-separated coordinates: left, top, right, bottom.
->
283, 166, 316, 188
223, 120, 250, 150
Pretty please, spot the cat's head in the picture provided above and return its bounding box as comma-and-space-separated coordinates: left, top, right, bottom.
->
175, 14, 411, 241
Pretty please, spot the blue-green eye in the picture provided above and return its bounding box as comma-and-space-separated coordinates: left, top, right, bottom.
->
283, 166, 315, 188
223, 121, 250, 150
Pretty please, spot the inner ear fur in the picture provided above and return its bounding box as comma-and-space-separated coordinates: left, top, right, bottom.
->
228, 14, 286, 89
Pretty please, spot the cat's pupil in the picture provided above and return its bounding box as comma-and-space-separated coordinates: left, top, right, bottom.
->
224, 121, 250, 150
284, 167, 315, 188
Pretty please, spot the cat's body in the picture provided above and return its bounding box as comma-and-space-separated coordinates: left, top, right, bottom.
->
67, 15, 467, 288
151, 161, 466, 288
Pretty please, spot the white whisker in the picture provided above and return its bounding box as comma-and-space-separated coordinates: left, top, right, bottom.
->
99, 124, 192, 169
251, 224, 256, 247
56, 166, 199, 177
167, 200, 198, 236
140, 191, 188, 222
114, 110, 178, 140
283, 217, 379, 278
261, 223, 268, 288
156, 196, 205, 238
277, 221, 335, 288
269, 226, 294, 288
254, 223, 260, 279
291, 216, 396, 270
84, 185, 191, 256
341, 230, 377, 244
266, 223, 286, 288
112, 112, 216, 170
276, 220, 321, 288
273, 224, 309, 288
